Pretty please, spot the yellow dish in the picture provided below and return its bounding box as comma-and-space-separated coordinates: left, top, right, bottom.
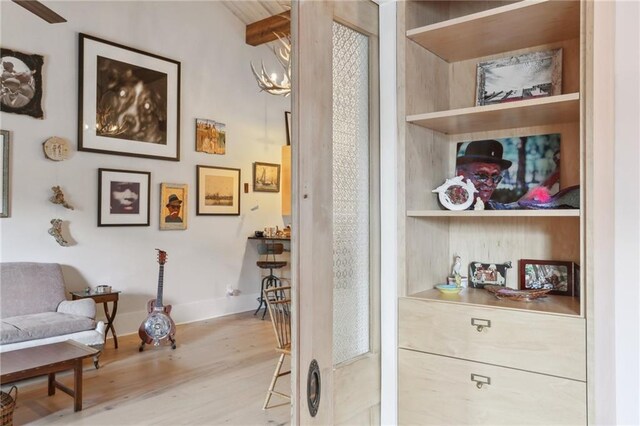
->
435, 284, 463, 295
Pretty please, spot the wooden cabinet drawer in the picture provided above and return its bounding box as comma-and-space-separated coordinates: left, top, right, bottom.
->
399, 297, 586, 380
399, 349, 586, 425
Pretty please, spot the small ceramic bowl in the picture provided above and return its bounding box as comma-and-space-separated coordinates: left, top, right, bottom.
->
435, 284, 463, 295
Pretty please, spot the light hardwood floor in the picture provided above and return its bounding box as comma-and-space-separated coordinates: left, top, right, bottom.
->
5, 312, 291, 425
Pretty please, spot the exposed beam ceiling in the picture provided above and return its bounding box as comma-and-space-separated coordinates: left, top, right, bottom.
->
12, 0, 66, 23
245, 11, 290, 46
221, 1, 289, 26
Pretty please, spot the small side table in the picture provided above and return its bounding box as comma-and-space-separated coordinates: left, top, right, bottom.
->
70, 290, 121, 349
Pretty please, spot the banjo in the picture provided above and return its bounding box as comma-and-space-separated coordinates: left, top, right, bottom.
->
138, 249, 176, 351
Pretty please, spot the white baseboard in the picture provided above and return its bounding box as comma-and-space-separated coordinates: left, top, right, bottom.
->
105, 292, 261, 337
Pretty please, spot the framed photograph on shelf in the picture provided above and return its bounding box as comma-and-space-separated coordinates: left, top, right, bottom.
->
195, 118, 226, 155
285, 111, 291, 146
0, 130, 10, 218
78, 33, 181, 161
160, 183, 187, 230
98, 168, 150, 226
469, 260, 512, 288
476, 48, 562, 106
519, 259, 577, 296
253, 162, 281, 193
0, 48, 44, 119
196, 165, 240, 215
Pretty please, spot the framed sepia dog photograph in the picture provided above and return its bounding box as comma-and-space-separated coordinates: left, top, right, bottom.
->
196, 165, 240, 215
1, 48, 44, 118
98, 168, 150, 226
253, 162, 280, 193
160, 183, 187, 230
476, 48, 562, 106
78, 34, 181, 161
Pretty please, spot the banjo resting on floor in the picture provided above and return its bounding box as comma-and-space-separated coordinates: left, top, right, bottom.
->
139, 249, 176, 351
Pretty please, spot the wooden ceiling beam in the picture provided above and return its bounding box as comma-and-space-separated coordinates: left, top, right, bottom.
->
246, 10, 290, 46
12, 0, 67, 23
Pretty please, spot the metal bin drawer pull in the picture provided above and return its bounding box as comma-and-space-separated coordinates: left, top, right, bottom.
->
471, 318, 491, 332
471, 374, 491, 389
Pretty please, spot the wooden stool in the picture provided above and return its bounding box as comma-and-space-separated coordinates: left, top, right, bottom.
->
254, 242, 287, 319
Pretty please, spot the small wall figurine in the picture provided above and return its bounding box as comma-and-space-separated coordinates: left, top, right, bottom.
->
474, 197, 485, 211
48, 218, 70, 246
49, 186, 74, 210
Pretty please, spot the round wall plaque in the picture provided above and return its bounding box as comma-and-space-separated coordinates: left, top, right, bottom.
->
43, 137, 70, 161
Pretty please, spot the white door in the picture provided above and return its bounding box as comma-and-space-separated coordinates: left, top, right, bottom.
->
291, 0, 380, 424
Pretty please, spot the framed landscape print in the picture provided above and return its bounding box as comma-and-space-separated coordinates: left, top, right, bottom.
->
78, 34, 181, 161
476, 48, 562, 106
253, 162, 280, 193
0, 48, 44, 118
0, 130, 10, 217
196, 165, 240, 215
98, 168, 150, 226
195, 118, 226, 155
160, 183, 187, 230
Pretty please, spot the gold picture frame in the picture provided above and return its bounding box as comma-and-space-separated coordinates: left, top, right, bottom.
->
160, 183, 188, 230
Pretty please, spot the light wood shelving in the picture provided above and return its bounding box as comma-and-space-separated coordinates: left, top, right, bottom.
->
398, 0, 590, 421
407, 209, 580, 218
407, 93, 579, 135
407, 0, 580, 62
406, 288, 581, 317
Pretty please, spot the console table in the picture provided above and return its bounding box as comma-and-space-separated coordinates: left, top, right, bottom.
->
71, 290, 121, 349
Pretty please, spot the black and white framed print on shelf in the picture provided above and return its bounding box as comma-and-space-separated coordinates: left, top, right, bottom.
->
0, 130, 10, 218
0, 48, 43, 118
78, 34, 181, 161
98, 168, 150, 226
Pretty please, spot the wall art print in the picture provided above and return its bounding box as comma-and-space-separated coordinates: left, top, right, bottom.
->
1, 48, 43, 118
196, 165, 240, 216
160, 183, 187, 230
98, 168, 150, 226
195, 118, 226, 155
79, 34, 181, 161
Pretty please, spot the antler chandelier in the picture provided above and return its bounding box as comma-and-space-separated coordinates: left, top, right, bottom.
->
250, 34, 291, 97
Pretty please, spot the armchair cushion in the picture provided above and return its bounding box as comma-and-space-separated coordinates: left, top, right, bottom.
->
0, 312, 96, 345
57, 299, 96, 319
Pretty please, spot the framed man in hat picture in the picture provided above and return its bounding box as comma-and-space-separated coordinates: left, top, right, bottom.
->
165, 194, 183, 223
160, 183, 188, 230
455, 139, 513, 206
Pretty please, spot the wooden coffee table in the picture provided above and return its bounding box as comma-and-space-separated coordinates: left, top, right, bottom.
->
0, 340, 99, 412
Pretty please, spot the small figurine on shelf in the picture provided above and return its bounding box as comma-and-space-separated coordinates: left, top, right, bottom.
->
474, 197, 485, 211
448, 255, 468, 288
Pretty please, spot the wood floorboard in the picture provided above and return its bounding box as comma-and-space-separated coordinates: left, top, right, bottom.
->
4, 311, 290, 425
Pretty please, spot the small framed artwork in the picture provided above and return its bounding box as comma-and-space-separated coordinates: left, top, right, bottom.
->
285, 111, 291, 146
519, 259, 577, 296
195, 118, 226, 155
0, 48, 44, 118
160, 183, 187, 230
78, 33, 181, 161
196, 165, 240, 215
253, 162, 281, 193
476, 48, 562, 106
469, 261, 512, 288
98, 168, 151, 226
0, 130, 10, 218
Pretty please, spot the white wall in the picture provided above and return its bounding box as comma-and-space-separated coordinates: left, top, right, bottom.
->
614, 1, 640, 424
0, 1, 290, 335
